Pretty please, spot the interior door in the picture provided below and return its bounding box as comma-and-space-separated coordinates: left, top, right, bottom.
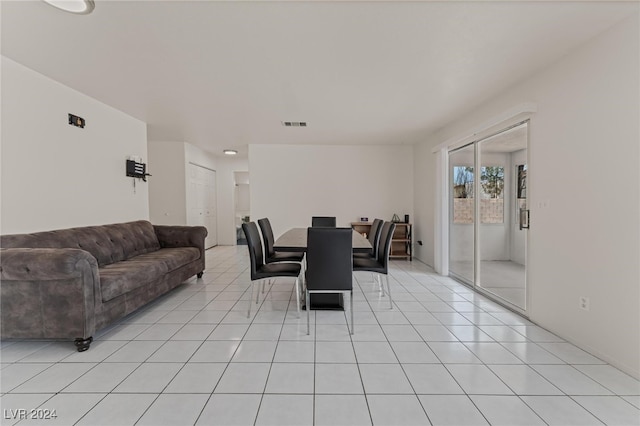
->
187, 163, 217, 248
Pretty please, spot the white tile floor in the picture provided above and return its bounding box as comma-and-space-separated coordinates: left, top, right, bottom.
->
1, 245, 639, 426
450, 260, 526, 310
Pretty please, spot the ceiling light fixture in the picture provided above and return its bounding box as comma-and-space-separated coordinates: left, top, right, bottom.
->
42, 0, 95, 14
223, 149, 238, 156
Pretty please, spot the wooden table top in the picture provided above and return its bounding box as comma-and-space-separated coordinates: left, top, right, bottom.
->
274, 227, 372, 253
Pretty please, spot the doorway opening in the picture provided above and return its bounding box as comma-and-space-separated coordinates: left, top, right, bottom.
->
234, 171, 250, 245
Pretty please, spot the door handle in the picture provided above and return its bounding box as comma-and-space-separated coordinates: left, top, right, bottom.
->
519, 208, 530, 230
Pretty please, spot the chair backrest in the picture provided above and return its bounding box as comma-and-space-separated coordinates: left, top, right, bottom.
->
376, 222, 396, 273
306, 227, 353, 291
311, 216, 337, 227
257, 218, 275, 257
368, 219, 383, 257
242, 222, 264, 280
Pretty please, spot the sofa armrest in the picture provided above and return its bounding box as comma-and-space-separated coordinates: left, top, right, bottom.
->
153, 225, 208, 255
0, 248, 99, 340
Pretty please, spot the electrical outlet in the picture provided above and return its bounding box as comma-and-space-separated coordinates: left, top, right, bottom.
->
579, 296, 590, 311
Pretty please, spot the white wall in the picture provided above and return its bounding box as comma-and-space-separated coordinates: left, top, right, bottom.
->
414, 14, 640, 377
148, 142, 220, 230
413, 142, 436, 266
148, 141, 187, 225
148, 142, 246, 246
234, 171, 250, 221
1, 57, 148, 234
185, 143, 217, 171
250, 144, 413, 239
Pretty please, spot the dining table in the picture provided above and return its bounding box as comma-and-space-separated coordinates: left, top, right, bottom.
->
273, 227, 372, 253
273, 227, 372, 310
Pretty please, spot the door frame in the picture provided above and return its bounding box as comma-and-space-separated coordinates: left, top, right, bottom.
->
187, 162, 218, 248
433, 104, 536, 316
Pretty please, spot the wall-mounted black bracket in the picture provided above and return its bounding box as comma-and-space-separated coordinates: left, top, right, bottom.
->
68, 113, 85, 128
126, 160, 151, 182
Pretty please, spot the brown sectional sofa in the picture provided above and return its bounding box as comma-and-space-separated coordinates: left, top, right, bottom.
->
0, 220, 207, 351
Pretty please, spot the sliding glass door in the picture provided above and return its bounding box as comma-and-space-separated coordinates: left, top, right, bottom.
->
449, 122, 529, 312
449, 143, 475, 285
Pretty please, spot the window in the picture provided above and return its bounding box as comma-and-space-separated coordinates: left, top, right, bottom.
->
453, 166, 474, 224
453, 165, 505, 223
480, 166, 504, 224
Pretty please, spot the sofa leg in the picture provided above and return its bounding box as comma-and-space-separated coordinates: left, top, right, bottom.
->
74, 336, 93, 352
197, 271, 204, 279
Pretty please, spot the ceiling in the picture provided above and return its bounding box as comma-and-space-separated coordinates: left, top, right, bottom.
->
2, 1, 637, 158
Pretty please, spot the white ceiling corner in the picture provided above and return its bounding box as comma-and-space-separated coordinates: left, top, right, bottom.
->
1, 1, 637, 157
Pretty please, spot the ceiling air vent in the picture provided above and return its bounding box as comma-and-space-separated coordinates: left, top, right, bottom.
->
282, 121, 307, 127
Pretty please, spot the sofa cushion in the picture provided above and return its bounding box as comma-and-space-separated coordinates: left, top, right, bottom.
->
134, 247, 200, 274
99, 247, 200, 302
100, 258, 167, 302
0, 221, 161, 267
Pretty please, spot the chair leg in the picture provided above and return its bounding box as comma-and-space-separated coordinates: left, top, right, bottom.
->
256, 280, 262, 304
377, 274, 385, 296
385, 274, 393, 309
350, 290, 354, 335
248, 281, 255, 318
294, 277, 301, 319
262, 278, 274, 294
306, 289, 311, 335
302, 256, 307, 285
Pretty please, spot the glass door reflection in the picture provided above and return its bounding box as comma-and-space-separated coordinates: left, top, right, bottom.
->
449, 143, 475, 285
477, 123, 528, 310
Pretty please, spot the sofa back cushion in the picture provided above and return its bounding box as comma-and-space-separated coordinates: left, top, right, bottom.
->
1, 221, 161, 267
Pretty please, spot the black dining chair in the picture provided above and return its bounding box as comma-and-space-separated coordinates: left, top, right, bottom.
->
305, 227, 354, 335
242, 222, 302, 318
353, 221, 396, 309
353, 218, 383, 260
258, 218, 305, 263
311, 216, 337, 227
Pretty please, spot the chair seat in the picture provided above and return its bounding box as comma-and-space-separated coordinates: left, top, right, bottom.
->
267, 251, 304, 263
352, 251, 374, 259
255, 262, 302, 280
353, 257, 384, 273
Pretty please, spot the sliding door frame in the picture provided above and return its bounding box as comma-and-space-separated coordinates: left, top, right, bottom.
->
433, 104, 536, 316
448, 142, 476, 287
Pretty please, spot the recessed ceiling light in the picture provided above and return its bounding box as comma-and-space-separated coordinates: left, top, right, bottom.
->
42, 0, 95, 14
223, 149, 238, 156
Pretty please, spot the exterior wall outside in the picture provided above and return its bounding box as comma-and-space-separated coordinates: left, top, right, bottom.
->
413, 14, 640, 377
1, 57, 148, 234
453, 199, 504, 224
